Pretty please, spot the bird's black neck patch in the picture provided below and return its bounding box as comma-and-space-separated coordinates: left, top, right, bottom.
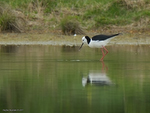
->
85, 36, 91, 44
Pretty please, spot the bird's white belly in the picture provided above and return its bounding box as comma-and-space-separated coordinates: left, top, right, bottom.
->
89, 40, 109, 48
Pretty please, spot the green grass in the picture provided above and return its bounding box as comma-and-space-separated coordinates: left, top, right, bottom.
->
83, 0, 150, 27
0, 2, 25, 32
0, 0, 150, 32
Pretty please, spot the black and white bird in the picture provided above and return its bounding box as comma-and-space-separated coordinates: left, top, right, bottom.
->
79, 33, 121, 61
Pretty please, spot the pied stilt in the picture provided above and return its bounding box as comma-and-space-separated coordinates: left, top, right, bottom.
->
79, 33, 121, 61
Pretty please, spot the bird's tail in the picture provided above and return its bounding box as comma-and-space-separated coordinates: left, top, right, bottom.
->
111, 33, 122, 37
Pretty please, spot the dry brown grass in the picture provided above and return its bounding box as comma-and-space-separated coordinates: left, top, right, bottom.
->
60, 16, 85, 35
0, 2, 26, 33
27, 0, 45, 19
132, 17, 150, 28
122, 0, 145, 8
26, 0, 51, 32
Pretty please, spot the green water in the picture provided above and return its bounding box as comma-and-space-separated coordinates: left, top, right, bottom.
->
0, 45, 150, 113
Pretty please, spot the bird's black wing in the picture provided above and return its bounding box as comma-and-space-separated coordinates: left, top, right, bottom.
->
92, 33, 120, 41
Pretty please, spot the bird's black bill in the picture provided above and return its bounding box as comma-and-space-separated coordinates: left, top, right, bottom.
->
79, 43, 84, 51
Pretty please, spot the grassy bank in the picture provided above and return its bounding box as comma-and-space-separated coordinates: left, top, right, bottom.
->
0, 0, 150, 33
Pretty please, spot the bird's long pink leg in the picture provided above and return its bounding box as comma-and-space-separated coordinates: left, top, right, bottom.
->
100, 46, 109, 61
100, 48, 105, 61
103, 46, 108, 55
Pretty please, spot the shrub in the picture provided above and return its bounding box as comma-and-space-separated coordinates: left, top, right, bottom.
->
60, 16, 84, 35
0, 2, 26, 32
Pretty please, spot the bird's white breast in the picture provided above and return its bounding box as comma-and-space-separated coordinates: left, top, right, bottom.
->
88, 39, 110, 48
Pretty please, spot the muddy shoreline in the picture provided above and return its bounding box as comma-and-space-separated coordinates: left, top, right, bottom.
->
0, 33, 150, 46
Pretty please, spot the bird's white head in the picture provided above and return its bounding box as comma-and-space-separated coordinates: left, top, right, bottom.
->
82, 36, 88, 44
79, 36, 90, 50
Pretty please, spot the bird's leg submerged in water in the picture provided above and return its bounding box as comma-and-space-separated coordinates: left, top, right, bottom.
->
100, 46, 108, 61
100, 48, 105, 61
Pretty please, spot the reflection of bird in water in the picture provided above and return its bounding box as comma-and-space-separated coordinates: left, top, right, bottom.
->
82, 72, 112, 87
101, 61, 108, 72
79, 33, 121, 61
82, 61, 112, 87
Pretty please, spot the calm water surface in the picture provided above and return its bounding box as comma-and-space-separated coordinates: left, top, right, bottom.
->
0, 45, 150, 113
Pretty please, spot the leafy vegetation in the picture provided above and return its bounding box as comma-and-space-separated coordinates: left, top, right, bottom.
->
0, 0, 150, 33
60, 16, 84, 35
0, 2, 26, 32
